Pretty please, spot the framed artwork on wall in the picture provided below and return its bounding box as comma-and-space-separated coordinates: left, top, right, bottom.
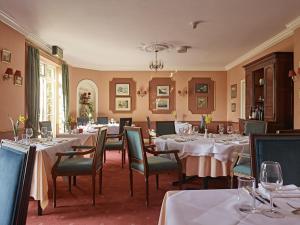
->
157, 85, 169, 96
156, 98, 169, 110
116, 83, 130, 96
195, 83, 208, 93
197, 96, 208, 109
1, 49, 11, 63
115, 97, 131, 111
231, 84, 237, 99
231, 103, 236, 112
14, 75, 23, 86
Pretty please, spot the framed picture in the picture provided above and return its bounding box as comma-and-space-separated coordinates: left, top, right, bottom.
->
197, 96, 208, 109
116, 83, 130, 96
231, 103, 236, 112
195, 83, 208, 93
156, 98, 169, 110
157, 85, 169, 96
1, 49, 11, 63
115, 97, 131, 111
231, 84, 237, 99
14, 75, 23, 86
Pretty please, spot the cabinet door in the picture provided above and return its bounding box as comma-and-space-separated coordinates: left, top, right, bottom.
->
245, 71, 253, 119
264, 65, 275, 121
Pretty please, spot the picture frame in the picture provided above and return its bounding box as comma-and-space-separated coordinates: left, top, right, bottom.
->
14, 75, 23, 86
157, 85, 169, 96
156, 98, 169, 110
231, 84, 237, 99
1, 49, 11, 63
116, 83, 130, 96
195, 83, 208, 93
197, 96, 208, 109
115, 97, 131, 111
231, 103, 236, 112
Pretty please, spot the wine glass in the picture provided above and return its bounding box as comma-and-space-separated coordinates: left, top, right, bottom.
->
26, 128, 33, 144
227, 125, 233, 135
260, 161, 284, 218
218, 124, 224, 135
40, 127, 48, 139
192, 126, 199, 134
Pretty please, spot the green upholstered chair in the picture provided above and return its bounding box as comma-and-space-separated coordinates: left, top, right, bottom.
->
104, 117, 132, 168
39, 121, 52, 132
156, 121, 176, 136
250, 134, 300, 186
124, 126, 182, 207
51, 127, 107, 207
0, 140, 36, 225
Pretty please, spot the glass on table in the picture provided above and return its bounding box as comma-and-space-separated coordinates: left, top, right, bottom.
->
21, 134, 28, 145
227, 125, 233, 135
47, 131, 53, 141
260, 161, 284, 218
26, 128, 33, 143
40, 127, 48, 138
192, 126, 199, 134
218, 124, 225, 135
237, 177, 256, 213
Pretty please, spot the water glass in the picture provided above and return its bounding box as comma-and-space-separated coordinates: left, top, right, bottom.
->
40, 127, 48, 138
218, 124, 224, 135
21, 134, 28, 145
47, 131, 53, 141
26, 128, 33, 143
260, 161, 284, 218
237, 177, 256, 213
227, 125, 233, 135
192, 126, 199, 134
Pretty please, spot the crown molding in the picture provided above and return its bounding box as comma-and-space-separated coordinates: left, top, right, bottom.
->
0, 9, 52, 53
225, 16, 300, 70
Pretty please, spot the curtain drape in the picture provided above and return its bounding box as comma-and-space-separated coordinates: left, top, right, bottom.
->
25, 46, 40, 136
62, 63, 70, 131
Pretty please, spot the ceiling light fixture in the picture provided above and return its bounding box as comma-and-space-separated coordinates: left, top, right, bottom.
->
149, 44, 165, 72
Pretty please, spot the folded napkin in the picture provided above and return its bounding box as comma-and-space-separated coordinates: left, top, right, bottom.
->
258, 184, 300, 199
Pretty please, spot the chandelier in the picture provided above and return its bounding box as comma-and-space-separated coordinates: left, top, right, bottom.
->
149, 50, 164, 72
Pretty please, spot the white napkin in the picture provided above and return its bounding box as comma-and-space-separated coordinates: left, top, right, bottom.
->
258, 184, 300, 199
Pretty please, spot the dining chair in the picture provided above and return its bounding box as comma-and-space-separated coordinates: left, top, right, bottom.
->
125, 126, 182, 207
77, 117, 89, 126
155, 121, 176, 136
0, 140, 36, 225
39, 121, 52, 132
51, 127, 107, 207
276, 129, 300, 134
243, 120, 267, 135
104, 117, 132, 168
97, 116, 109, 124
250, 133, 300, 186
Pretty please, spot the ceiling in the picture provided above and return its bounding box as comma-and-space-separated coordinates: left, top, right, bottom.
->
0, 0, 300, 71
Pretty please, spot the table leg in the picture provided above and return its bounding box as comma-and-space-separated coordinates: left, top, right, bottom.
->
37, 200, 43, 216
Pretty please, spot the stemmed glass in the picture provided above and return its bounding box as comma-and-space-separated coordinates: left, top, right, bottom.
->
192, 126, 199, 134
218, 124, 224, 135
260, 161, 284, 218
40, 127, 48, 139
26, 128, 33, 144
227, 125, 233, 135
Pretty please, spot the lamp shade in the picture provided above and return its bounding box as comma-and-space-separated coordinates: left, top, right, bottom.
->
5, 68, 13, 75
14, 70, 21, 76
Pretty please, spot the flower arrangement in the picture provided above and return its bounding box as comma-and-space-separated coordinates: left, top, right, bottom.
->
66, 114, 77, 130
172, 111, 177, 121
9, 115, 26, 138
200, 114, 212, 130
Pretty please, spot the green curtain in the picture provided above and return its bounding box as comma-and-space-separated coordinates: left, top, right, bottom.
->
62, 63, 70, 131
25, 46, 40, 136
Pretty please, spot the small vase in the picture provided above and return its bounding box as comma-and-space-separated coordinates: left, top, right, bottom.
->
14, 136, 18, 142
204, 129, 208, 138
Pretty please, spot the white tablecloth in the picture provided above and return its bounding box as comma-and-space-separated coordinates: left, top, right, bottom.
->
158, 189, 300, 225
89, 123, 119, 134
174, 121, 192, 134
29, 138, 81, 209
57, 133, 96, 145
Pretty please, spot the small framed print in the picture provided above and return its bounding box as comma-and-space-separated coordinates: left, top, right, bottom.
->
197, 96, 208, 109
157, 85, 169, 96
1, 49, 11, 63
156, 98, 169, 110
14, 75, 23, 86
195, 83, 208, 93
115, 97, 131, 111
116, 83, 130, 96
231, 103, 236, 112
231, 84, 237, 99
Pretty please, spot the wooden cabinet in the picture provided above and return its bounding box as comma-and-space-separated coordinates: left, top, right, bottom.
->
244, 52, 293, 132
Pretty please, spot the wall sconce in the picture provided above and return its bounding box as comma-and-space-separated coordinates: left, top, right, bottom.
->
178, 87, 188, 97
3, 68, 13, 80
13, 70, 23, 86
289, 62, 300, 82
137, 87, 147, 97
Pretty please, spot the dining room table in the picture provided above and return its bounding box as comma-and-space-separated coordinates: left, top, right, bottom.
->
158, 189, 300, 225
154, 133, 249, 178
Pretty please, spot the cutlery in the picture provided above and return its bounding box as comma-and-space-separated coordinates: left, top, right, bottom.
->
255, 190, 278, 208
287, 202, 300, 215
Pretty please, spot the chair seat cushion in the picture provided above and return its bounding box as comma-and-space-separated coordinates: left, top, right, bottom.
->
132, 156, 178, 173
105, 140, 123, 150
56, 158, 93, 174
233, 163, 251, 176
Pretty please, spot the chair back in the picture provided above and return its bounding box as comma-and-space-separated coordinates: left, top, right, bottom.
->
244, 120, 266, 135
0, 140, 36, 225
93, 127, 107, 170
39, 121, 52, 132
97, 117, 108, 124
77, 117, 89, 126
125, 127, 146, 167
119, 118, 132, 134
146, 116, 151, 130
276, 129, 300, 134
250, 134, 300, 186
156, 121, 176, 136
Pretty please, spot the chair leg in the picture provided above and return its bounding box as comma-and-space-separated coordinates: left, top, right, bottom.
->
68, 176, 72, 192
129, 169, 133, 196
121, 150, 124, 168
156, 174, 159, 190
104, 149, 106, 163
92, 175, 96, 206
145, 176, 149, 207
73, 176, 77, 186
178, 171, 183, 190
99, 169, 103, 194
53, 176, 57, 208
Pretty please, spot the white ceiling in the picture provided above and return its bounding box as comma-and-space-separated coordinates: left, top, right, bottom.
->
0, 0, 300, 71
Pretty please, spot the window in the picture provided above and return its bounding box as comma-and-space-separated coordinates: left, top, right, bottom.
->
39, 58, 63, 135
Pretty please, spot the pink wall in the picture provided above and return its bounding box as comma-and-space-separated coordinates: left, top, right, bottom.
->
69, 68, 228, 122
293, 28, 300, 128
0, 22, 25, 131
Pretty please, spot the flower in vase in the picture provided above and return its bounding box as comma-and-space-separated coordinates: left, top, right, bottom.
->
9, 115, 26, 137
